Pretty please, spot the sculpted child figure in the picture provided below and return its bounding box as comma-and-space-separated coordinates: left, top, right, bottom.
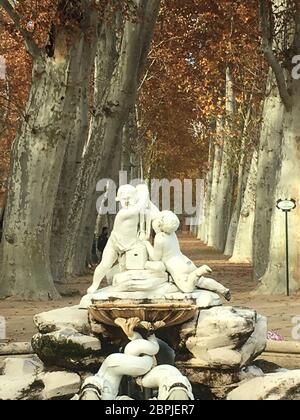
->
144, 210, 231, 300
87, 184, 159, 295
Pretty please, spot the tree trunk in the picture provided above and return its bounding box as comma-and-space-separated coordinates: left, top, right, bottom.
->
50, 27, 97, 283
208, 68, 235, 251
0, 56, 70, 300
253, 75, 284, 280
64, 0, 161, 277
0, 191, 6, 242
198, 139, 214, 243
121, 122, 132, 178
257, 81, 300, 293
0, 0, 100, 300
207, 121, 223, 248
63, 10, 119, 277
224, 103, 252, 256
230, 149, 258, 263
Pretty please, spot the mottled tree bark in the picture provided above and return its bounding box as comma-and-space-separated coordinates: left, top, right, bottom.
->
64, 0, 161, 277
0, 56, 70, 300
224, 104, 252, 257
50, 15, 97, 283
208, 68, 235, 251
230, 149, 258, 263
0, 0, 96, 300
253, 78, 283, 279
198, 139, 214, 243
256, 0, 300, 293
207, 121, 223, 248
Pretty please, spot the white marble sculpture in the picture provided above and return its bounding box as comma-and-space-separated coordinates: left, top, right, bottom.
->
86, 184, 230, 302
144, 210, 231, 300
74, 318, 194, 401
87, 184, 159, 294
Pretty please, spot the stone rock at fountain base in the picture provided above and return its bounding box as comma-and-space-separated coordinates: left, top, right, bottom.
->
227, 370, 300, 400
39, 371, 81, 400
0, 355, 81, 400
176, 363, 264, 389
3, 355, 44, 377
32, 328, 104, 372
34, 306, 90, 335
183, 306, 267, 370
0, 374, 42, 400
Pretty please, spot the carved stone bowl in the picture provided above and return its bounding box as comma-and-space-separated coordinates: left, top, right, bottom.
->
89, 300, 198, 330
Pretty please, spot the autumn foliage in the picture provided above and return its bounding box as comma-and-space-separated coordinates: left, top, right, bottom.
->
1, 0, 267, 206
140, 0, 267, 181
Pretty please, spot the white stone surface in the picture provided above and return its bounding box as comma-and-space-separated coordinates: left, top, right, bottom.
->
193, 290, 222, 308
239, 366, 264, 382
34, 306, 90, 334
40, 371, 81, 400
0, 375, 37, 400
228, 370, 300, 400
186, 307, 267, 369
3, 356, 44, 377
112, 270, 169, 291
48, 328, 101, 351
125, 244, 148, 270
80, 287, 222, 309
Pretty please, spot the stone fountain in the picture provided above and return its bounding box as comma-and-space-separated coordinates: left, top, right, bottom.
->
0, 185, 270, 400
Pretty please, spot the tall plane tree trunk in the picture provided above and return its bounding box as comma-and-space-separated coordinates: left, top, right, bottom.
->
258, 87, 300, 293
198, 139, 214, 243
257, 0, 300, 293
64, 0, 161, 277
253, 73, 284, 279
0, 0, 96, 300
230, 149, 258, 263
208, 68, 235, 251
0, 56, 70, 300
63, 5, 119, 277
50, 16, 97, 283
207, 120, 223, 248
224, 103, 252, 256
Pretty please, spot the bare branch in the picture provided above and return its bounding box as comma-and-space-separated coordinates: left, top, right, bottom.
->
259, 0, 292, 111
0, 0, 41, 58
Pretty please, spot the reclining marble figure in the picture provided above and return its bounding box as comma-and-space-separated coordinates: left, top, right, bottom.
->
144, 210, 231, 300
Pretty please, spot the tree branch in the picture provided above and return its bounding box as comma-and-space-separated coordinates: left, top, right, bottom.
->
0, 0, 41, 58
259, 0, 292, 111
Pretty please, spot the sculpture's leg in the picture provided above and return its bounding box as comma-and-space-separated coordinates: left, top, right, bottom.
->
106, 264, 120, 285
197, 276, 231, 301
174, 265, 213, 293
87, 241, 118, 294
142, 365, 194, 400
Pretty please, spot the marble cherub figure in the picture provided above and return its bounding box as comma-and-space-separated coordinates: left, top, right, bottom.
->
144, 210, 231, 300
87, 184, 159, 294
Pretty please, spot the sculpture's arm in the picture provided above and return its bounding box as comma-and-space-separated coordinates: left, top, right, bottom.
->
149, 201, 160, 219
121, 185, 150, 218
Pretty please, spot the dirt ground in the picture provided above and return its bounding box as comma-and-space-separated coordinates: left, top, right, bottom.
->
1, 233, 300, 343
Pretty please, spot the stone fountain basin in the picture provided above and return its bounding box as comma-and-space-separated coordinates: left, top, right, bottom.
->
89, 300, 198, 329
